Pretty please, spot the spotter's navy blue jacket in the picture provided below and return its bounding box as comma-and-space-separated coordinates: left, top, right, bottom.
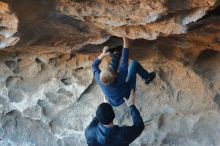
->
92, 48, 130, 106
85, 105, 144, 146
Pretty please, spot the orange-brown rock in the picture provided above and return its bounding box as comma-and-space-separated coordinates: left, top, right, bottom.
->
58, 0, 220, 39
0, 1, 19, 49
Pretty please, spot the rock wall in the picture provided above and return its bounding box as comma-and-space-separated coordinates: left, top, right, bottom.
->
0, 2, 19, 49
58, 0, 220, 40
0, 0, 220, 146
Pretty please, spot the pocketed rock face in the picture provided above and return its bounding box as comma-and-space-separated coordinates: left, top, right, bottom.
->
0, 0, 220, 146
0, 2, 19, 49
0, 51, 95, 118
58, 0, 220, 39
0, 29, 220, 145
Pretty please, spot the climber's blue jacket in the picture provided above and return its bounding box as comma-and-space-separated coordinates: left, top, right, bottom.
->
92, 48, 130, 106
85, 105, 144, 146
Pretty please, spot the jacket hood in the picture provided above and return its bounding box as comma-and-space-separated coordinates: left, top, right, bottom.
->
97, 124, 118, 144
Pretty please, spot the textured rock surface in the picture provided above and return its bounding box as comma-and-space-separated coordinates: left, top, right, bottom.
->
0, 2, 19, 49
0, 0, 109, 53
0, 0, 220, 146
58, 0, 220, 39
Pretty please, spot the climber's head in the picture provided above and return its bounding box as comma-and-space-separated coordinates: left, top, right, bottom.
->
100, 68, 115, 85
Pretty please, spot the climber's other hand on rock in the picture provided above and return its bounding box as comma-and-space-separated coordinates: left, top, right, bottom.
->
98, 46, 110, 59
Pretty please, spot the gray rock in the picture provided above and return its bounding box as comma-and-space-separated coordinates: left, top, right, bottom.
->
8, 89, 24, 103
23, 105, 42, 120
0, 110, 57, 146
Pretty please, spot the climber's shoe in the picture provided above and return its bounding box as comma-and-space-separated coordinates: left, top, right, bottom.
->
145, 72, 156, 84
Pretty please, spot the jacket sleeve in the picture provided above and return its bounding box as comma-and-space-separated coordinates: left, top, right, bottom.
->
119, 48, 129, 72
121, 105, 145, 144
92, 58, 102, 82
85, 117, 99, 143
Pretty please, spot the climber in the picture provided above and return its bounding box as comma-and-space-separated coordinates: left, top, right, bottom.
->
85, 89, 144, 146
92, 36, 156, 106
